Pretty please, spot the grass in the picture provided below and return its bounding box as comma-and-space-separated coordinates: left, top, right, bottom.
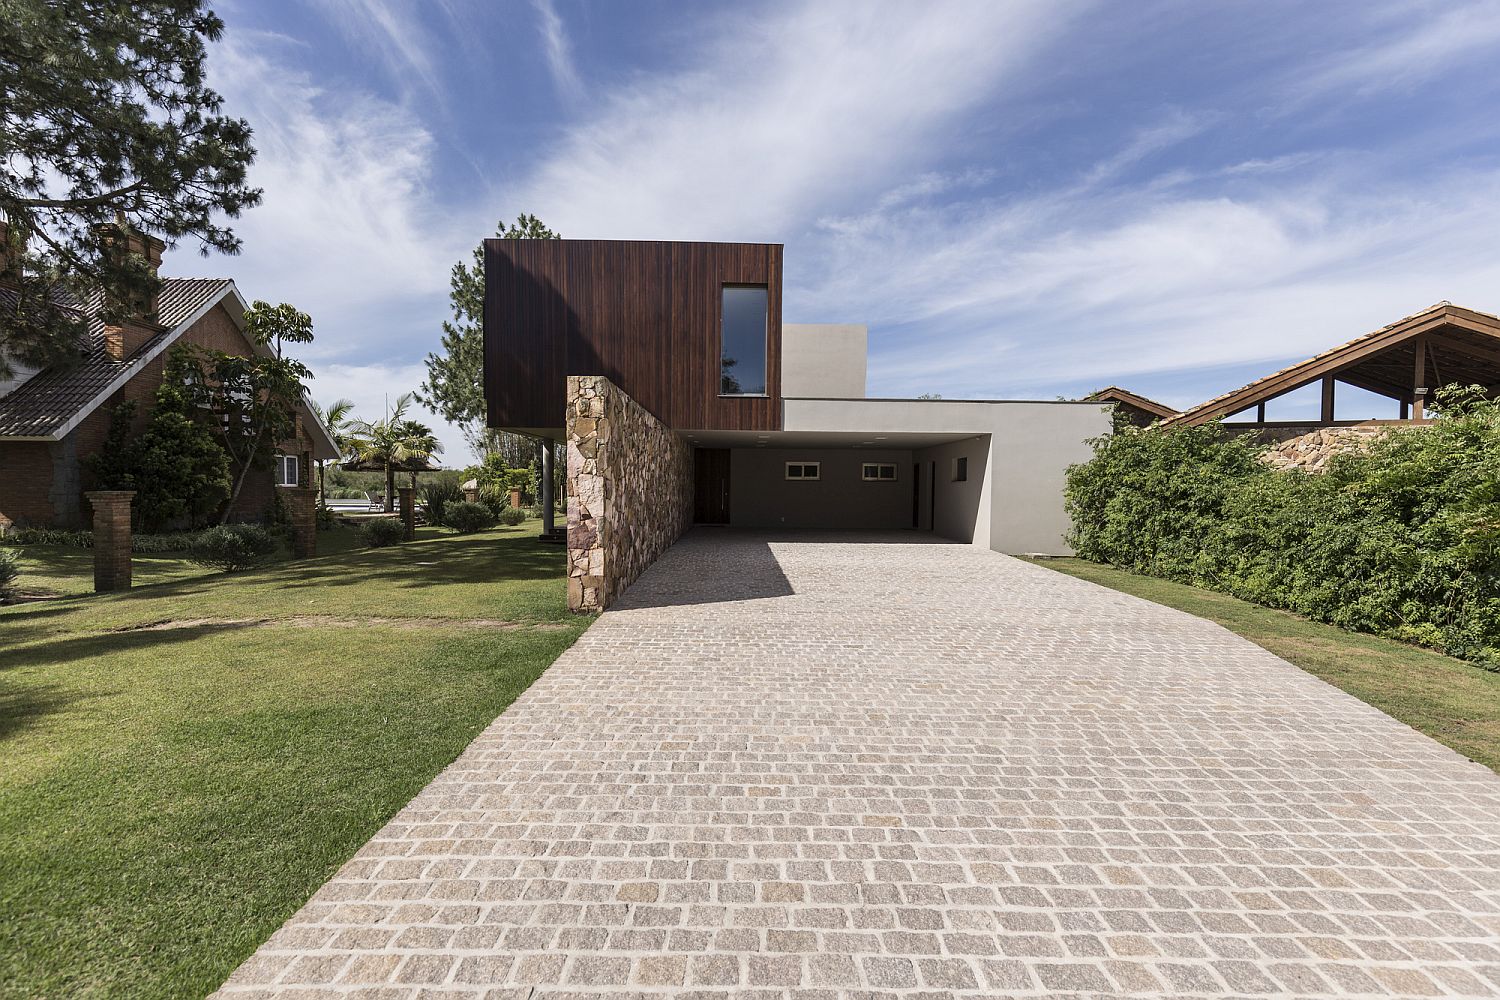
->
0, 520, 587, 999
1031, 557, 1500, 774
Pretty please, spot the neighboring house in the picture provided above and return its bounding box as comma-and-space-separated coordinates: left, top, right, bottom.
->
1163, 302, 1500, 438
0, 225, 340, 530
483, 238, 1112, 610
1084, 386, 1179, 427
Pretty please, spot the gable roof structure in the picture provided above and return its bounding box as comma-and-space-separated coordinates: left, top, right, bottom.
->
1084, 386, 1178, 421
1163, 302, 1500, 427
0, 278, 340, 460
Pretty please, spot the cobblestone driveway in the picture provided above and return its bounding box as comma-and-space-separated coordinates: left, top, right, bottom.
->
217, 530, 1500, 998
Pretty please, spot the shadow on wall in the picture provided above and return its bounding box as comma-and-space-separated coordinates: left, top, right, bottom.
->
611, 527, 961, 610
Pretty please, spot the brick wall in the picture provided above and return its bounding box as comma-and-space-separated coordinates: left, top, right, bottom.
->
566, 375, 694, 612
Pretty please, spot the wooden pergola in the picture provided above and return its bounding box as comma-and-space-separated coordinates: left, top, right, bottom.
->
1084, 386, 1179, 427
1164, 303, 1500, 428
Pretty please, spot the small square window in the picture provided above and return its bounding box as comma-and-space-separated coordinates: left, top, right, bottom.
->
952, 456, 968, 482
275, 454, 300, 487
784, 462, 820, 481
862, 463, 898, 482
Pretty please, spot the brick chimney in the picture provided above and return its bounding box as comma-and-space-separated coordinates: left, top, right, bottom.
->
97, 224, 166, 362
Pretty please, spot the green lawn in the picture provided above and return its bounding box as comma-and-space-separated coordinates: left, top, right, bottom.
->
1031, 557, 1500, 774
0, 522, 587, 999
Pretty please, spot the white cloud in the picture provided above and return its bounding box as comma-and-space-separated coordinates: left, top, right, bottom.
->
509, 0, 1087, 240
532, 0, 584, 103
1292, 2, 1500, 100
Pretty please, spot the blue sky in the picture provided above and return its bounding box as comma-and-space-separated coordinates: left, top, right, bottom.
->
168, 0, 1500, 461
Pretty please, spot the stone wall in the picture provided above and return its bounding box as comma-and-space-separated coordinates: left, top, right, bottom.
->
1261, 424, 1396, 473
566, 375, 694, 612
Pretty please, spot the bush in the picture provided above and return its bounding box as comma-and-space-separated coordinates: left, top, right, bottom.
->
0, 548, 19, 599
0, 527, 94, 547
1065, 385, 1500, 668
499, 506, 527, 526
445, 501, 495, 534
190, 524, 279, 572
361, 517, 406, 548
421, 480, 463, 527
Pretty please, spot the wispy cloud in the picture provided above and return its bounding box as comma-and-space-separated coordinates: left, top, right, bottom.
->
508, 0, 1089, 239
308, 0, 444, 96
1293, 2, 1500, 100
532, 0, 584, 103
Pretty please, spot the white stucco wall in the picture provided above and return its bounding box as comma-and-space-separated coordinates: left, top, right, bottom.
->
781, 324, 867, 399
782, 398, 1111, 554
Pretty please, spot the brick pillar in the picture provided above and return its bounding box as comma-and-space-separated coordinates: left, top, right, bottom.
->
287, 487, 317, 558
398, 486, 416, 541
509, 488, 522, 509
85, 490, 135, 592
461, 479, 479, 503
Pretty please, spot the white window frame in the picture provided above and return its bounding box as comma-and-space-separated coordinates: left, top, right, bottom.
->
784, 461, 821, 481
861, 463, 898, 482
275, 453, 300, 488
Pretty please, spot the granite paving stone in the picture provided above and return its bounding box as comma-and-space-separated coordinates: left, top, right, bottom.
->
214, 530, 1500, 998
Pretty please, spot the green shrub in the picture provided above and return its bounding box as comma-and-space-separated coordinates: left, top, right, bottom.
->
190, 524, 279, 572
445, 501, 495, 534
361, 517, 406, 548
1065, 385, 1500, 668
0, 548, 19, 598
421, 480, 463, 527
499, 506, 527, 526
0, 527, 94, 547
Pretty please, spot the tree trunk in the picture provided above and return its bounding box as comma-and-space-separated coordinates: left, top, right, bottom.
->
318, 460, 326, 509
385, 462, 395, 512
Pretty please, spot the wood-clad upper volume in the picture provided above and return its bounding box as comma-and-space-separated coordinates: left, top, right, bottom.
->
484, 239, 784, 434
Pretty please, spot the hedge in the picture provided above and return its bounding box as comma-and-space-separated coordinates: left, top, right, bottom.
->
1065, 386, 1500, 668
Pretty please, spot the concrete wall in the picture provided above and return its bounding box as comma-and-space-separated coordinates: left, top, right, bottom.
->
566, 375, 694, 611
783, 398, 1111, 554
730, 447, 912, 530
781, 324, 867, 399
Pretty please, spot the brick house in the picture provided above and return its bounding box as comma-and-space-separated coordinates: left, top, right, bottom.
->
0, 231, 339, 530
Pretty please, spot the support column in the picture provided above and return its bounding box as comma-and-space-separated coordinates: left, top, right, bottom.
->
85, 490, 134, 592
1321, 375, 1336, 423
287, 487, 317, 557
398, 486, 416, 541
541, 439, 555, 535
1413, 333, 1428, 420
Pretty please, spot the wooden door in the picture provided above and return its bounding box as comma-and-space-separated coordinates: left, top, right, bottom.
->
694, 448, 731, 524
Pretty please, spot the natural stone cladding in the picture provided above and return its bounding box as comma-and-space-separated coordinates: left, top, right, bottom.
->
565, 375, 693, 611
1261, 424, 1398, 473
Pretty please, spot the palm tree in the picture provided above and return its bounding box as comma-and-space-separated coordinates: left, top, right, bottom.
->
348, 393, 443, 512
310, 397, 355, 511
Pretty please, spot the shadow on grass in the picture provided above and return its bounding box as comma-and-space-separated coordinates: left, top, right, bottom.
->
0, 621, 262, 674
0, 681, 92, 741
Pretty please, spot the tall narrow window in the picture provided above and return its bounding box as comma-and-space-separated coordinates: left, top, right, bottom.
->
720, 285, 768, 396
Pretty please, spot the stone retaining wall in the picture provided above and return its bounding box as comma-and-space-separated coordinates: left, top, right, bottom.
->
1261, 424, 1395, 473
566, 375, 694, 611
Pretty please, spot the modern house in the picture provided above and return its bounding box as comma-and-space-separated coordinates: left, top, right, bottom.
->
483, 239, 1112, 610
1163, 302, 1500, 436
1084, 386, 1178, 427
0, 225, 340, 531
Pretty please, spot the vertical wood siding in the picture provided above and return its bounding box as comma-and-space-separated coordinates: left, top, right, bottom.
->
484, 239, 783, 431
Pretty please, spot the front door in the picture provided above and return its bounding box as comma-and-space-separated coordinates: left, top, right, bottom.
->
694, 448, 731, 524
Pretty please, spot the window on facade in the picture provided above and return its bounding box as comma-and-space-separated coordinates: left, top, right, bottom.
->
784, 462, 820, 481
861, 463, 898, 482
953, 456, 968, 482
720, 285, 768, 396
275, 453, 300, 488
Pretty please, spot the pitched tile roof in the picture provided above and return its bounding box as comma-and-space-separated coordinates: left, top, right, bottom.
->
0, 278, 233, 438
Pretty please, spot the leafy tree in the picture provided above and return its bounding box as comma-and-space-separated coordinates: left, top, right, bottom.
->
310, 397, 355, 510
348, 393, 443, 512
0, 0, 260, 378
168, 300, 315, 522
418, 214, 557, 460
89, 388, 231, 530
